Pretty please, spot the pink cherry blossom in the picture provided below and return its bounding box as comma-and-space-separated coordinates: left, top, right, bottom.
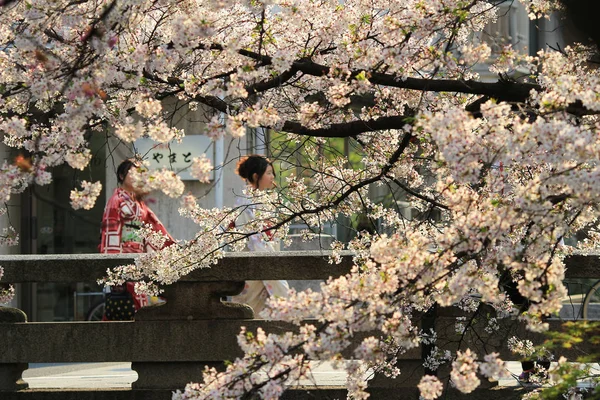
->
70, 180, 103, 210
0, 1, 597, 398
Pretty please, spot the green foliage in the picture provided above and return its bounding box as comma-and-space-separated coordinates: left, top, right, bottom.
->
269, 131, 363, 186
543, 321, 600, 362
534, 321, 600, 399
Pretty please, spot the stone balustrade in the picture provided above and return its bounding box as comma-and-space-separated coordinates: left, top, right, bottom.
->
0, 251, 599, 399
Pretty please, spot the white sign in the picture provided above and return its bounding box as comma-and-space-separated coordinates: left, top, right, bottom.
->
134, 135, 214, 181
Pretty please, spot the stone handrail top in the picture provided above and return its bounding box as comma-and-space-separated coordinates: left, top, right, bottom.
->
1, 250, 599, 283
0, 251, 355, 283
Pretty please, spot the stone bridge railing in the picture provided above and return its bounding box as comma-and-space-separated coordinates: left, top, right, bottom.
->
0, 252, 599, 400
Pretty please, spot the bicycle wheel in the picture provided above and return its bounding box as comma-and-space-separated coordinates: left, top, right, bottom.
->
559, 280, 587, 320
86, 300, 105, 321
582, 280, 600, 320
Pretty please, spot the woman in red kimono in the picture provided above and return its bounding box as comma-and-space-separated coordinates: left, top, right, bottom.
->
100, 159, 174, 253
99, 158, 174, 320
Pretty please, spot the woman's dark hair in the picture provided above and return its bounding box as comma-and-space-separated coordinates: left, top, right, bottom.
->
235, 154, 275, 185
116, 159, 136, 185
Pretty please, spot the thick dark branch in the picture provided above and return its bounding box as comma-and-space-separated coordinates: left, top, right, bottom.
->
236, 50, 540, 102
565, 100, 600, 116
43, 28, 67, 43
369, 75, 537, 102
153, 44, 596, 119
280, 115, 411, 138
546, 193, 570, 205
140, 69, 229, 113
294, 59, 539, 102
191, 94, 228, 113
246, 67, 299, 96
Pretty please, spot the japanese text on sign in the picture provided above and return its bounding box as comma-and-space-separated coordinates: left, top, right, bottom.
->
134, 136, 214, 181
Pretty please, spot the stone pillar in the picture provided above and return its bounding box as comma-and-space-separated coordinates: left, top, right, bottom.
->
134, 281, 253, 321
132, 280, 252, 389
132, 361, 224, 390
0, 307, 28, 391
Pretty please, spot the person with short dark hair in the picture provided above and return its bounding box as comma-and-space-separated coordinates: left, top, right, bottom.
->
231, 154, 289, 315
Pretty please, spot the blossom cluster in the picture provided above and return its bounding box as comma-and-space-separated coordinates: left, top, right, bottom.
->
0, 226, 19, 247
479, 352, 511, 381
70, 181, 103, 210
189, 155, 213, 183
65, 150, 92, 171
418, 375, 444, 400
0, 266, 15, 305
0, 284, 14, 305
450, 349, 480, 394
507, 337, 536, 358
129, 167, 185, 198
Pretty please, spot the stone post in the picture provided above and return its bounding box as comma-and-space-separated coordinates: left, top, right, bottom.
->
0, 306, 28, 391
132, 280, 252, 389
134, 281, 253, 321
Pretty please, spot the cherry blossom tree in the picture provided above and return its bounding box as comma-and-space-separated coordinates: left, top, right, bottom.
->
1, 0, 600, 398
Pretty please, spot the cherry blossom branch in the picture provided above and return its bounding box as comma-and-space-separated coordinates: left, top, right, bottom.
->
59, 0, 119, 93
166, 42, 545, 104
213, 46, 541, 102
246, 67, 299, 97
390, 178, 449, 210
280, 115, 413, 138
